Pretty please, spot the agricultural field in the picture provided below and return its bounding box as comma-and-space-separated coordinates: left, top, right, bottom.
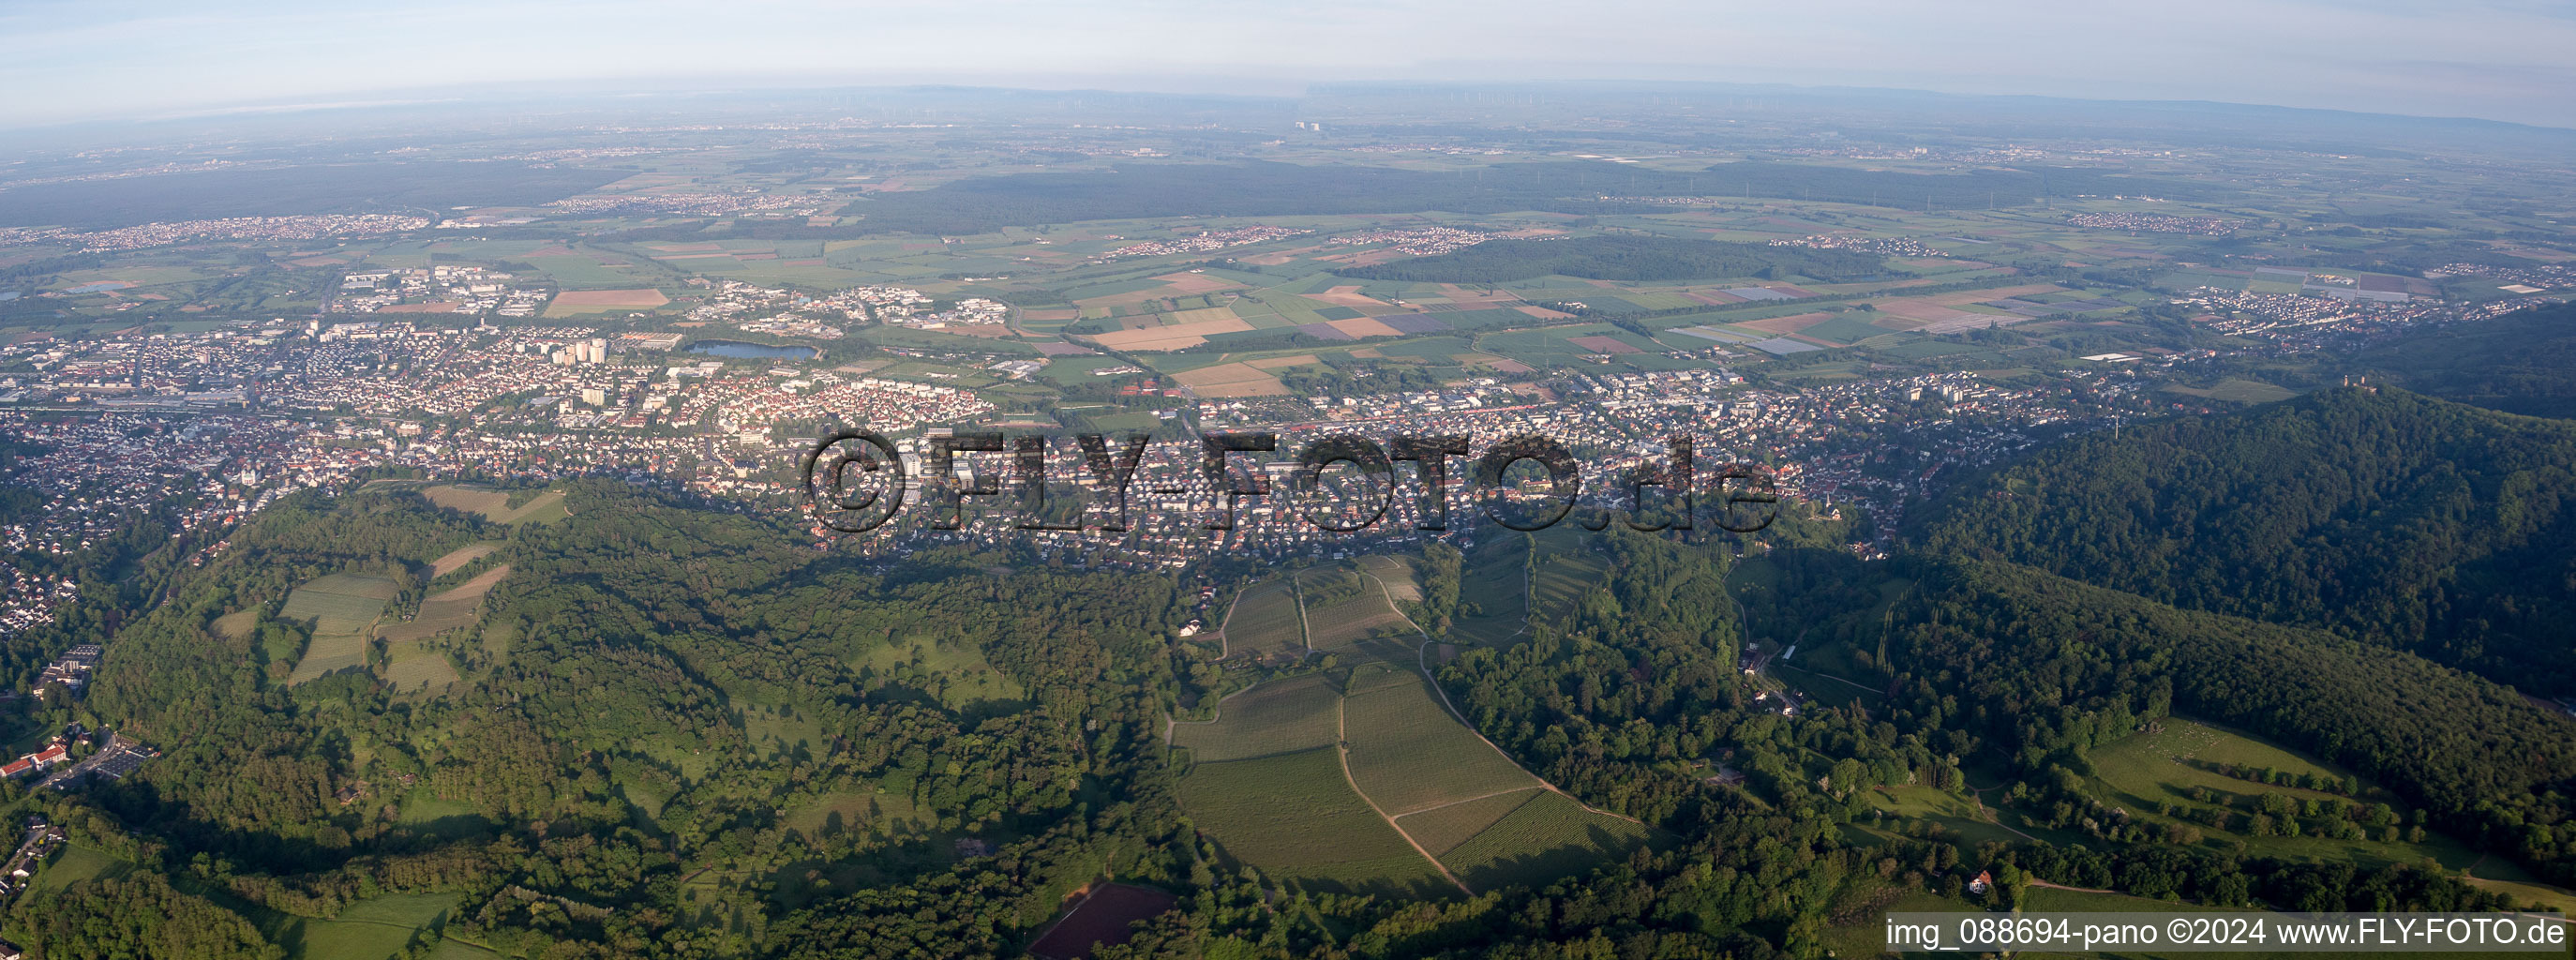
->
380, 564, 508, 644
1296, 567, 1411, 652
1174, 659, 1649, 895
1448, 535, 1532, 646
1526, 527, 1609, 627
1218, 578, 1305, 658
0, 179, 2244, 397
1394, 787, 1550, 858
1175, 746, 1455, 896
280, 572, 397, 684
904, 212, 2175, 381
1170, 673, 1340, 763
1342, 665, 1539, 814
1356, 554, 1421, 603
377, 563, 506, 693
1435, 790, 1655, 892
426, 542, 501, 578
1169, 361, 1290, 397
2163, 378, 2299, 404
380, 644, 461, 695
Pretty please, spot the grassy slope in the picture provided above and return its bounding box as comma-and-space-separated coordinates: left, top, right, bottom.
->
282, 573, 397, 684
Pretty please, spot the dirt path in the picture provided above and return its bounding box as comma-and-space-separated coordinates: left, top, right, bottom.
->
1211, 578, 1282, 660
1292, 572, 1314, 652
2029, 878, 2118, 894
1962, 787, 2046, 844
1339, 695, 1472, 895
1395, 785, 1545, 818
1212, 573, 1316, 660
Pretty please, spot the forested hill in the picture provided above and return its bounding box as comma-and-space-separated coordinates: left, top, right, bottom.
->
1328, 235, 1887, 284
0, 162, 623, 231
1915, 386, 2576, 694
63, 482, 1195, 958
2352, 303, 2576, 420
1884, 559, 2576, 884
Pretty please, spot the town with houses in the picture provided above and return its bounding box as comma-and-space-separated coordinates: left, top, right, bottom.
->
0, 258, 2553, 583
1102, 226, 1313, 260
0, 214, 433, 255
0, 258, 2540, 599
335, 264, 552, 318
1324, 226, 1496, 256
2064, 212, 2243, 235
0, 219, 2551, 878
1769, 233, 1950, 258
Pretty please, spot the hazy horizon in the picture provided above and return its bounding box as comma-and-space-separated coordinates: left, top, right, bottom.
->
10, 0, 2576, 130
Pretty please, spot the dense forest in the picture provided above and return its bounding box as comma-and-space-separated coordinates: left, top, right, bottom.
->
0, 163, 625, 230
4, 392, 2570, 957
1882, 559, 2576, 884
3, 483, 1190, 958
0, 488, 1906, 959
2351, 303, 2576, 419
1917, 385, 2576, 694
1329, 235, 1889, 284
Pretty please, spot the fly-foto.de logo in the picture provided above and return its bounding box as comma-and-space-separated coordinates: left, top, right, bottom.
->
801, 429, 1781, 536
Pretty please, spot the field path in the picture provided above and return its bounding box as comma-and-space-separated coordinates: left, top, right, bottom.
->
1361, 569, 1650, 828
1959, 783, 2046, 845
1212, 584, 1255, 659
1212, 573, 1312, 660
1396, 785, 1545, 819
2027, 878, 2118, 894
1293, 573, 1314, 652
1497, 535, 1537, 644
1337, 695, 1473, 895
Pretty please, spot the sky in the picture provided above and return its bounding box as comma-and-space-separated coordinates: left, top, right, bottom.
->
8, 0, 2576, 129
